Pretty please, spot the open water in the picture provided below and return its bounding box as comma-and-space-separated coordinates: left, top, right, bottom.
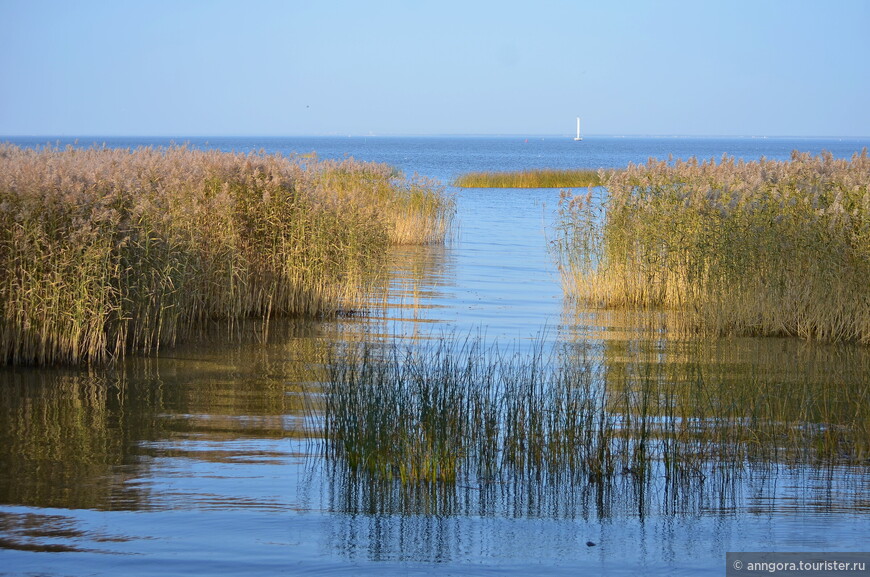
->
1, 136, 868, 575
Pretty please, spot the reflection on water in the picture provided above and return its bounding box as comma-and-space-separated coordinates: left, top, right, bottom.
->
0, 509, 136, 553
0, 368, 151, 511
344, 243, 458, 340
1, 184, 869, 575
316, 458, 868, 574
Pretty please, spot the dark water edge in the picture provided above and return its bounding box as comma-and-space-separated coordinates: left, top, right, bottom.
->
1, 136, 869, 576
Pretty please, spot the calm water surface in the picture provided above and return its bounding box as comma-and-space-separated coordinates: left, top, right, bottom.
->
1, 136, 868, 575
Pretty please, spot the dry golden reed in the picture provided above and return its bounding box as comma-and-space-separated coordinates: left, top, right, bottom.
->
555, 151, 870, 344
0, 144, 453, 365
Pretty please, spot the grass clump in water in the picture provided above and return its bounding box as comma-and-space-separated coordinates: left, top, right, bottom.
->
454, 169, 606, 188
320, 337, 614, 485
318, 337, 869, 487
0, 144, 454, 366
554, 151, 870, 344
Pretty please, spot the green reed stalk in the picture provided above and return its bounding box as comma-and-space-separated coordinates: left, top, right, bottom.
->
319, 337, 869, 487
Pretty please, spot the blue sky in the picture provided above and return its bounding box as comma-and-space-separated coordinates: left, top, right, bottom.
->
1, 0, 868, 137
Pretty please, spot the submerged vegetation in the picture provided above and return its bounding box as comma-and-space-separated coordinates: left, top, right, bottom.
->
555, 151, 870, 344
454, 169, 605, 188
317, 337, 869, 487
0, 144, 454, 366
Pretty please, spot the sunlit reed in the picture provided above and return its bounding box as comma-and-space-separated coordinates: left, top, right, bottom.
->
554, 151, 870, 343
0, 144, 454, 365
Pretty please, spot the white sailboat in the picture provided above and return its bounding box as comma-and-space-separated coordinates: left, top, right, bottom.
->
574, 117, 583, 141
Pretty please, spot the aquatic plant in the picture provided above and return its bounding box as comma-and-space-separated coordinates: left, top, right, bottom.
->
454, 169, 605, 188
320, 337, 614, 485
0, 144, 454, 365
317, 336, 869, 487
554, 151, 870, 344
308, 158, 454, 245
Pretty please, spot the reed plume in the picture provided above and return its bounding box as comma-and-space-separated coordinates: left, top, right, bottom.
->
554, 150, 870, 343
0, 144, 453, 365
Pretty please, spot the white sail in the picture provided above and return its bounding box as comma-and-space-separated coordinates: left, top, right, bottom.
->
574, 117, 582, 141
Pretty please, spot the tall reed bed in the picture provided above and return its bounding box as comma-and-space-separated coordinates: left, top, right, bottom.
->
317, 337, 869, 487
307, 158, 453, 244
554, 151, 870, 343
454, 169, 604, 188
0, 144, 453, 365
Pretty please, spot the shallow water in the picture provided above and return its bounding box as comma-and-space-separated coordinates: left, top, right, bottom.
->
1, 136, 868, 575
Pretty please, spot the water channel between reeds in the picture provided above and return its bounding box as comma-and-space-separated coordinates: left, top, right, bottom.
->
1, 136, 868, 576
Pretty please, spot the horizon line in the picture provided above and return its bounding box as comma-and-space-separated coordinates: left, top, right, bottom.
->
3, 133, 870, 141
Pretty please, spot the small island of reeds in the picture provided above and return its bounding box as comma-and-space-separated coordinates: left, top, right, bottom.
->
0, 144, 454, 366
454, 168, 605, 188
317, 337, 869, 486
554, 150, 870, 344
